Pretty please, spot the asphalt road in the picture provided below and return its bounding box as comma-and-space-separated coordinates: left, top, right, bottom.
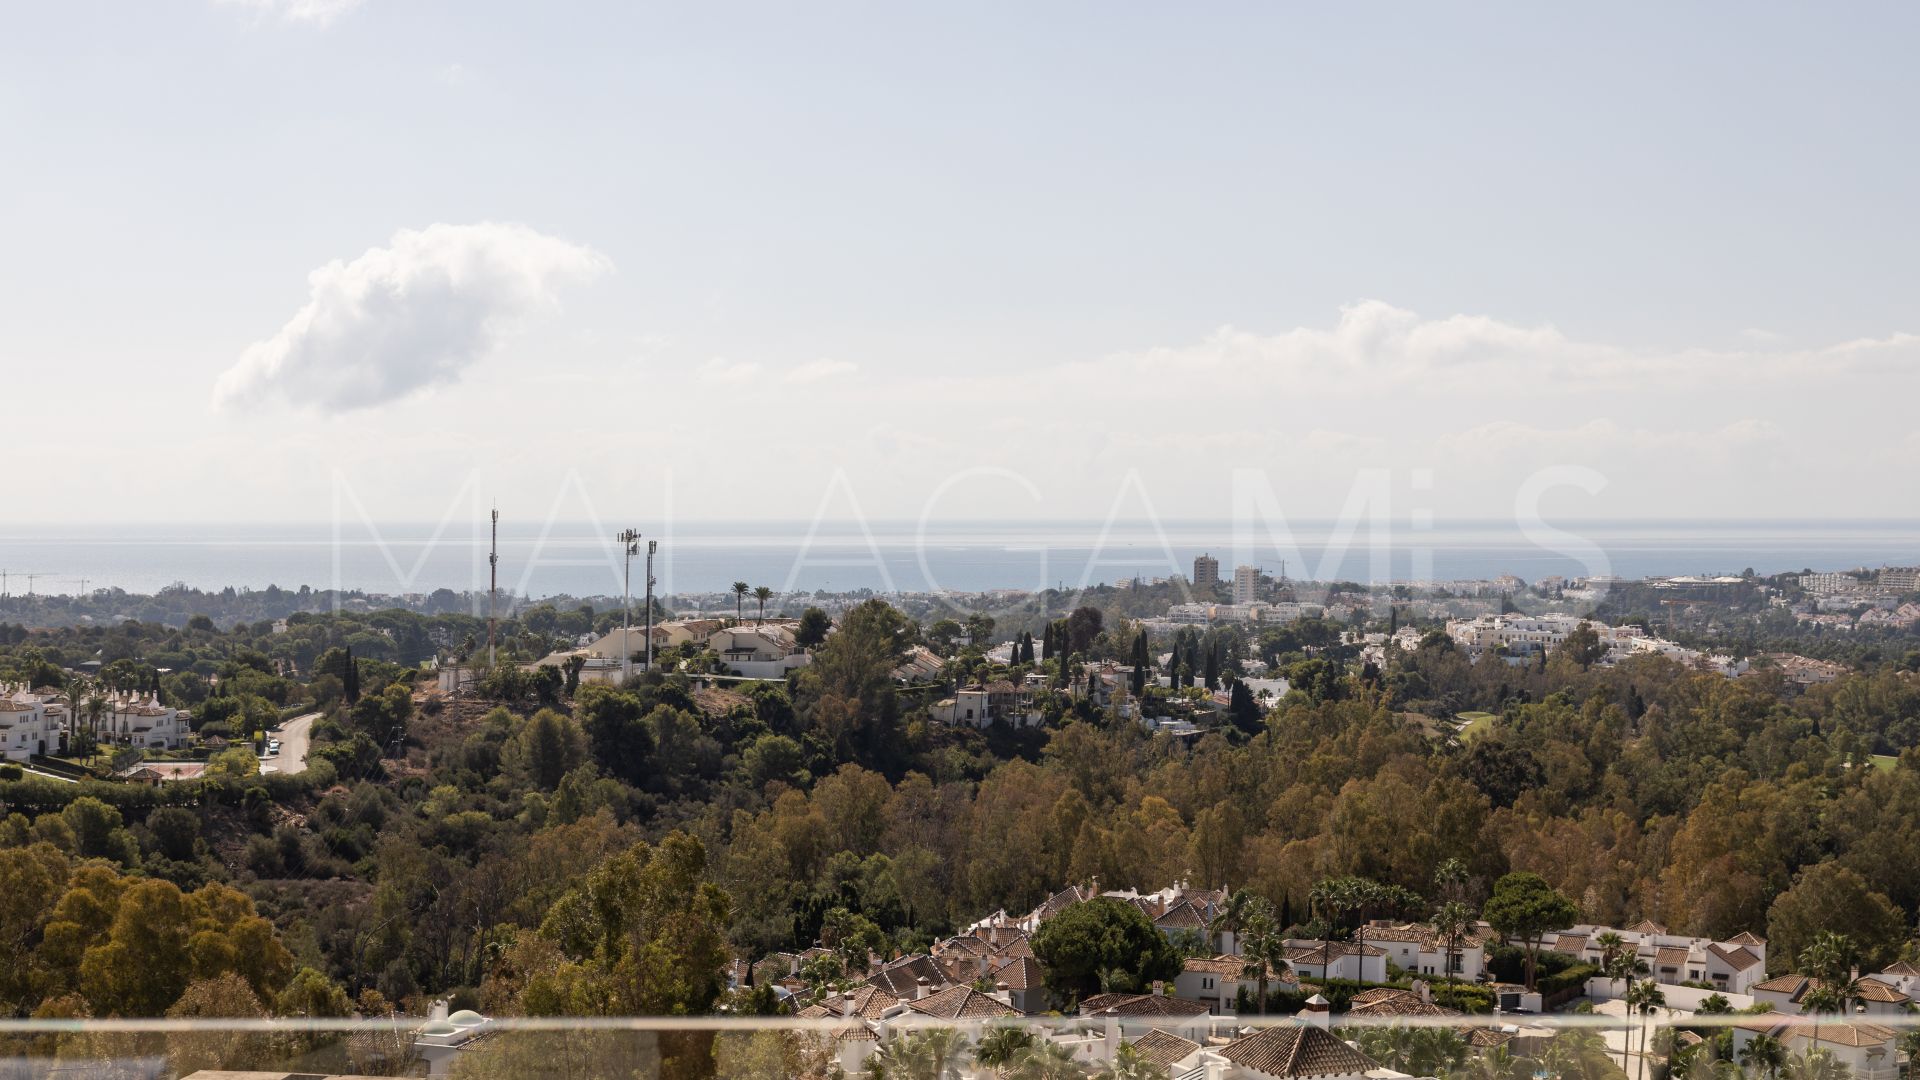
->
264, 712, 317, 774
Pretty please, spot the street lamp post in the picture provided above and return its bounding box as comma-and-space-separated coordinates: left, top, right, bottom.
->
618, 528, 640, 683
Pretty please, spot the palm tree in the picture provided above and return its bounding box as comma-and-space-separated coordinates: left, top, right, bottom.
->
1624, 977, 1665, 1080
1208, 888, 1256, 954
1433, 899, 1475, 1002
1541, 1028, 1617, 1080
1434, 857, 1470, 904
731, 581, 750, 623
1004, 1041, 1084, 1080
1781, 1048, 1847, 1080
1799, 931, 1864, 1072
867, 1027, 967, 1080
83, 689, 109, 756
1097, 1043, 1169, 1080
752, 585, 773, 624
1740, 1033, 1786, 1080
973, 1026, 1035, 1076
1235, 898, 1280, 1015
1357, 1025, 1467, 1077
1445, 1045, 1530, 1080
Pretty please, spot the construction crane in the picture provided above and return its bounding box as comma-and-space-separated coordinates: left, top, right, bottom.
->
71, 578, 90, 599
24, 572, 44, 596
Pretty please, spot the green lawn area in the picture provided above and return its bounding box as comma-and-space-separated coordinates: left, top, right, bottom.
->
1871, 754, 1897, 772
1455, 712, 1497, 741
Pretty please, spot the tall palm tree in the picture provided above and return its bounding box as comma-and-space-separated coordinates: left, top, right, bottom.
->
752, 585, 773, 624
1433, 857, 1470, 904
1208, 888, 1256, 954
1235, 898, 1280, 1014
1433, 899, 1475, 1003
973, 1026, 1034, 1077
1799, 931, 1864, 1072
84, 689, 109, 755
1625, 978, 1665, 1080
731, 581, 750, 623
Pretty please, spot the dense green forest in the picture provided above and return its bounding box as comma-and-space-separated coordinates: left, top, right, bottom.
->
1, 596, 1919, 1074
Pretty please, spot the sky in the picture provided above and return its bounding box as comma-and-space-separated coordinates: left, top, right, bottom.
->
4, 1, 1918, 528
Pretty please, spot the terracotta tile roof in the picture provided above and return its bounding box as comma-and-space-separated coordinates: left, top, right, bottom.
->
1155, 899, 1209, 930
1752, 974, 1813, 997
1726, 931, 1766, 947
1626, 920, 1668, 935
1784, 1022, 1898, 1048
1555, 934, 1589, 955
1184, 955, 1251, 977
996, 937, 1034, 961
1360, 925, 1432, 944
1079, 992, 1212, 1018
865, 955, 950, 999
1285, 942, 1384, 965
1654, 946, 1692, 967
1881, 960, 1920, 977
1127, 1029, 1201, 1069
935, 934, 989, 956
1345, 988, 1461, 1018
818, 985, 891, 1020
991, 956, 1045, 992
1467, 1028, 1516, 1049
1219, 1024, 1379, 1078
904, 985, 1018, 1021
1035, 886, 1087, 922
1854, 977, 1908, 1004
1707, 944, 1762, 971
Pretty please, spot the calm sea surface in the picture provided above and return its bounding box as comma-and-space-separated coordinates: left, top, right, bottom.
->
1, 520, 1916, 599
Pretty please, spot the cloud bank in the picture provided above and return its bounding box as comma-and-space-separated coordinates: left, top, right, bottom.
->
213, 223, 610, 413
216, 0, 367, 27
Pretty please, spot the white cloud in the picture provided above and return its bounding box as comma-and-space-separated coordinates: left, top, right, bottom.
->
213, 223, 610, 413
783, 358, 857, 384
697, 357, 763, 384
217, 0, 366, 27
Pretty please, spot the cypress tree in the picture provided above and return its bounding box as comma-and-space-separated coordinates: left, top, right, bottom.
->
1203, 643, 1219, 690
342, 645, 360, 705
1041, 623, 1054, 661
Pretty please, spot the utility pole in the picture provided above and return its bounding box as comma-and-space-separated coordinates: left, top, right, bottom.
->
644, 539, 658, 674
72, 578, 89, 599
618, 529, 641, 683
25, 573, 42, 596
487, 508, 498, 668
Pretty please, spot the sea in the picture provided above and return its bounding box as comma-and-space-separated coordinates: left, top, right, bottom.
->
2, 520, 1917, 601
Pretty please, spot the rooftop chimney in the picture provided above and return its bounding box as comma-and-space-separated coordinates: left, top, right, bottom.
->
916, 975, 930, 1000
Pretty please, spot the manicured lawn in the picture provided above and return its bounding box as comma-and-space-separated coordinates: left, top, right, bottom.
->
1872, 754, 1897, 771
1455, 712, 1496, 741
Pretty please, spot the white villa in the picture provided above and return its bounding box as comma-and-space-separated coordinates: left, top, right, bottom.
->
1546, 921, 1767, 994
1360, 920, 1494, 982
706, 623, 811, 679
0, 687, 64, 760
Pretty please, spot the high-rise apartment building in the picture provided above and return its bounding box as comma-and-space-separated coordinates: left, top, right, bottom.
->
1193, 554, 1220, 590
1233, 565, 1261, 605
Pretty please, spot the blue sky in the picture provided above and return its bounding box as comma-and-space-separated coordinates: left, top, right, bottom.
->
5, 2, 1917, 525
